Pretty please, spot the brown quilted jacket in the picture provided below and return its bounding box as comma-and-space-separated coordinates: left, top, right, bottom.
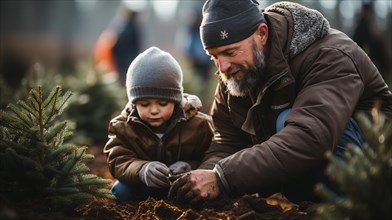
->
199, 2, 392, 197
104, 94, 213, 185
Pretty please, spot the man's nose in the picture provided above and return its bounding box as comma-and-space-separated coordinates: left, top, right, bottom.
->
217, 57, 230, 74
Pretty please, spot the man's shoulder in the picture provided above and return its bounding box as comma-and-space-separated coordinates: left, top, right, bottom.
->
307, 28, 351, 47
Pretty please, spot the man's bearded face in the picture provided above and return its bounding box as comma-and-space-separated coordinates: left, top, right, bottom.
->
220, 40, 266, 97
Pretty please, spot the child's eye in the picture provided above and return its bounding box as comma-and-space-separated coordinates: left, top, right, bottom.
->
141, 103, 149, 107
158, 101, 169, 106
138, 102, 150, 107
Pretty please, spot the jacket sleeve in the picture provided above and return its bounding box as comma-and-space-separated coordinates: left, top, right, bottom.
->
199, 82, 254, 170
214, 47, 365, 195
185, 112, 214, 169
103, 116, 149, 185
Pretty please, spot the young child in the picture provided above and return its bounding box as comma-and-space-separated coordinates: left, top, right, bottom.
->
104, 47, 213, 203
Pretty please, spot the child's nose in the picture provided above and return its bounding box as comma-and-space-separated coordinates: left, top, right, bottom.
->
150, 105, 159, 114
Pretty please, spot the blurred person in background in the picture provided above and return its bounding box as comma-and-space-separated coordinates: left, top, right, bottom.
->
95, 27, 117, 76
168, 0, 392, 204
175, 5, 215, 112
184, 7, 214, 85
95, 4, 141, 84
104, 47, 213, 203
353, 3, 390, 82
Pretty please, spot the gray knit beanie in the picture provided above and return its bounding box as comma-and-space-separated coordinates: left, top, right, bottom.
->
126, 47, 183, 104
200, 0, 266, 49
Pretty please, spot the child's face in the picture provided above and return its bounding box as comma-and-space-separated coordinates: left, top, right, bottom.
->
134, 98, 175, 128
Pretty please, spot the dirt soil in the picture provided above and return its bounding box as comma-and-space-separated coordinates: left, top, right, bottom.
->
75, 194, 315, 220
2, 146, 317, 219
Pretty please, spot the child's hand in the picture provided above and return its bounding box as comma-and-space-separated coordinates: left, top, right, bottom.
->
139, 161, 170, 189
169, 161, 192, 175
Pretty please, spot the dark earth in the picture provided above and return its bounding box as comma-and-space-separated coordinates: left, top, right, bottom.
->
2, 146, 317, 219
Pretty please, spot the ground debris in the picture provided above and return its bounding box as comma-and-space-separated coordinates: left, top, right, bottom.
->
75, 193, 314, 220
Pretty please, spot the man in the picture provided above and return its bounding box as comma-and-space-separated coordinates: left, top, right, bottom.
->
168, 0, 392, 203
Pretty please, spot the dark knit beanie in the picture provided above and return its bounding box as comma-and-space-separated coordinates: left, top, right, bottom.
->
126, 47, 183, 104
200, 0, 266, 49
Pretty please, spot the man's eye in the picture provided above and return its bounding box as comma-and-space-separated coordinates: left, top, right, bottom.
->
225, 50, 235, 56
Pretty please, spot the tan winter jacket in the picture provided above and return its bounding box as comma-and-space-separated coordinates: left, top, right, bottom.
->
104, 94, 213, 185
199, 2, 392, 196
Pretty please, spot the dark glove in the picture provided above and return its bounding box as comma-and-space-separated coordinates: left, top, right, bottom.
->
169, 161, 192, 175
139, 161, 170, 189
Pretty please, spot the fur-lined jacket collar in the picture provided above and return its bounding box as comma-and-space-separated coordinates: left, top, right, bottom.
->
265, 1, 330, 58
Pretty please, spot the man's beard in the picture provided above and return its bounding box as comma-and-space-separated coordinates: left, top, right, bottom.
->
220, 41, 265, 97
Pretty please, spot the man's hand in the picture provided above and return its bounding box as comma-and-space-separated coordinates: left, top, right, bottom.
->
169, 161, 192, 174
168, 169, 220, 204
139, 161, 170, 189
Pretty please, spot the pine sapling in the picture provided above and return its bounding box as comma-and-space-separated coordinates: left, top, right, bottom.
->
313, 102, 392, 220
0, 85, 115, 210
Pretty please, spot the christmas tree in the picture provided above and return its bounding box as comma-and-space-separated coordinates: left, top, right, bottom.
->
314, 102, 392, 220
0, 85, 115, 211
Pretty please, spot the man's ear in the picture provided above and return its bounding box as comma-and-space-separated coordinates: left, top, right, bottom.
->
257, 23, 269, 46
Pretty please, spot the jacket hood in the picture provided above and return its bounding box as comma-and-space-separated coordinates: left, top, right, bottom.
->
180, 93, 203, 120
122, 93, 203, 121
265, 1, 330, 58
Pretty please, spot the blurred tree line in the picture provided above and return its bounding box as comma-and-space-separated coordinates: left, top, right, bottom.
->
0, 63, 127, 146
1, 0, 391, 145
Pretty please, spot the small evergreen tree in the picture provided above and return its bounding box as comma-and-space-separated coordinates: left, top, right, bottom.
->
0, 62, 127, 146
0, 85, 115, 210
313, 102, 392, 220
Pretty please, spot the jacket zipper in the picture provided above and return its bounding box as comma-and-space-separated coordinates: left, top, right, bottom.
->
255, 70, 289, 142
132, 116, 186, 163
261, 70, 289, 95
157, 138, 165, 161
